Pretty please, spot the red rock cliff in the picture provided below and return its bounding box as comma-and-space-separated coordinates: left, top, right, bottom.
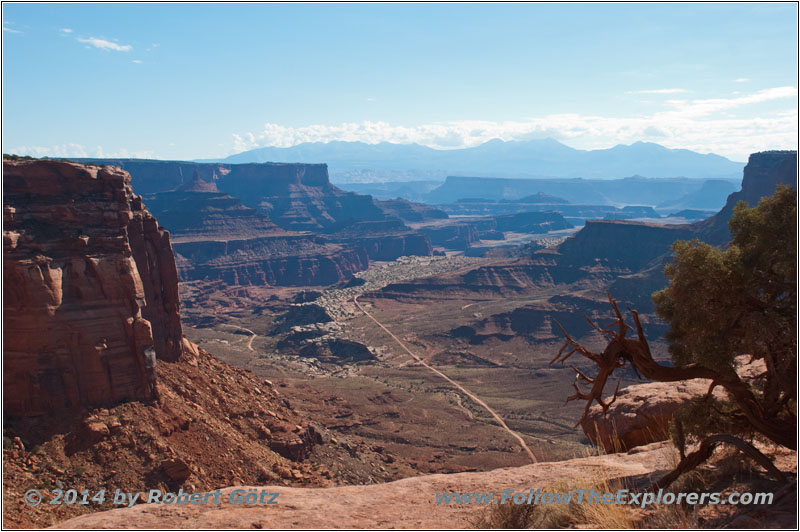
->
695, 150, 797, 245
3, 159, 183, 416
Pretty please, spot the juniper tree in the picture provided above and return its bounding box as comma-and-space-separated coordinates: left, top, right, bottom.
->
552, 185, 796, 485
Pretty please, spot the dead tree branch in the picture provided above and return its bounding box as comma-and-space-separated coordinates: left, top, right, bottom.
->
551, 292, 797, 450
647, 434, 786, 492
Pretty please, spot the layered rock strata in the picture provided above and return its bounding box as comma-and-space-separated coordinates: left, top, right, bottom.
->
97, 160, 436, 279
143, 184, 371, 286
75, 159, 412, 232
324, 220, 433, 260
695, 150, 797, 244
172, 235, 369, 286
3, 159, 182, 416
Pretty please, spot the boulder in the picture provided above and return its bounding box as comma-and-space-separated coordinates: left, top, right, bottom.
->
266, 421, 323, 461
582, 356, 766, 453
160, 458, 192, 483
581, 379, 712, 453
82, 421, 111, 442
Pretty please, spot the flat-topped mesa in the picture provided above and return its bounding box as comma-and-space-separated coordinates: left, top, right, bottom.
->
74, 159, 384, 231
79, 158, 436, 267
141, 187, 372, 286
142, 189, 283, 240
3, 158, 183, 416
70, 159, 331, 195
556, 220, 693, 271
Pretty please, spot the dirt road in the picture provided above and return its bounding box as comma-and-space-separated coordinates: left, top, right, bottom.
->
353, 295, 538, 464
224, 324, 257, 351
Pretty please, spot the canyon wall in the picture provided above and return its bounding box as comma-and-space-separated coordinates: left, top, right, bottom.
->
143, 187, 376, 286
557, 220, 693, 271
3, 159, 183, 416
695, 150, 798, 245
76, 159, 393, 231
323, 220, 433, 261
81, 159, 437, 267
173, 235, 369, 286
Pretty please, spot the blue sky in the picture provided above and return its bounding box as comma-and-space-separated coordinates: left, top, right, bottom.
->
2, 2, 797, 161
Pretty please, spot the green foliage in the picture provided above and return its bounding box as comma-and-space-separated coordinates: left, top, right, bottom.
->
2, 153, 35, 161
670, 397, 753, 443
654, 184, 797, 440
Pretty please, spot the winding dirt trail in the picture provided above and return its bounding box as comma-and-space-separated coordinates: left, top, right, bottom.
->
353, 295, 538, 464
224, 325, 257, 351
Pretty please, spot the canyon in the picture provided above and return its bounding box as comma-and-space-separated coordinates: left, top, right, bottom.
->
0, 158, 421, 528
3, 150, 796, 528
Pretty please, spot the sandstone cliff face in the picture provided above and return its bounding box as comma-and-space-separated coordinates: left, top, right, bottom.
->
88, 160, 435, 273
373, 198, 448, 222
695, 150, 797, 245
557, 220, 693, 272
76, 158, 439, 236
3, 159, 182, 416
324, 220, 433, 261
418, 223, 481, 251
213, 163, 392, 231
69, 159, 231, 195
142, 190, 282, 239
142, 188, 373, 286
173, 235, 369, 286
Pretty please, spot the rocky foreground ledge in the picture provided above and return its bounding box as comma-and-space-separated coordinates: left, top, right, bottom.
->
55, 445, 675, 528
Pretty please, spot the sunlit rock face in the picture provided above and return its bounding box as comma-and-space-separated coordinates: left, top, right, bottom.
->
4, 159, 183, 416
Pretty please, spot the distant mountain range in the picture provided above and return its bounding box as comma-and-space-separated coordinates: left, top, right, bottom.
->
205, 138, 745, 182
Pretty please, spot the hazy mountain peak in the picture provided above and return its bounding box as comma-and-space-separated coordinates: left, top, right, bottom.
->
217, 139, 744, 181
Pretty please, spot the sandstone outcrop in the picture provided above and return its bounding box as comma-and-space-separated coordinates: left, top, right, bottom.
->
142, 184, 374, 287
142, 188, 281, 239
96, 160, 436, 279
374, 198, 448, 222
418, 223, 481, 250
581, 357, 768, 453
414, 212, 571, 251
77, 159, 408, 232
172, 235, 369, 287
580, 379, 712, 453
53, 443, 679, 529
3, 158, 183, 416
557, 220, 693, 272
493, 211, 573, 233
695, 150, 797, 245
324, 220, 433, 260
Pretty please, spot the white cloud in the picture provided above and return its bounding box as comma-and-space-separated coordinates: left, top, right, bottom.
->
230, 87, 798, 161
132, 59, 143, 64
627, 88, 689, 94
8, 144, 155, 159
735, 78, 750, 83
3, 22, 22, 34
661, 86, 797, 118
60, 28, 73, 34
7, 144, 90, 158
77, 37, 132, 52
